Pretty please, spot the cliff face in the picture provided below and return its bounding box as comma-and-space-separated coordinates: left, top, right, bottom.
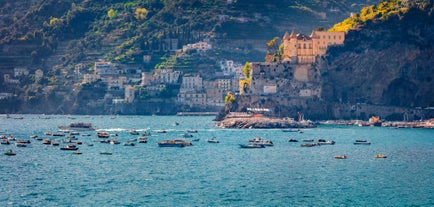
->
323, 6, 434, 108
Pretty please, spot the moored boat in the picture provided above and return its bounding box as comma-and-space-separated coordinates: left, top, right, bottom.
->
354, 140, 371, 145
60, 144, 79, 151
110, 140, 120, 145
1, 139, 10, 145
58, 122, 94, 131
288, 139, 298, 142
206, 138, 220, 143
97, 132, 110, 138
129, 130, 139, 135
4, 149, 16, 156
335, 155, 347, 159
239, 143, 265, 148
317, 139, 335, 145
249, 137, 273, 146
42, 138, 51, 145
375, 154, 387, 158
158, 139, 192, 147
301, 143, 317, 147
123, 142, 135, 146
137, 137, 148, 143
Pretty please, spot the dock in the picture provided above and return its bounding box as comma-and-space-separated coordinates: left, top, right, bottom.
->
176, 112, 219, 116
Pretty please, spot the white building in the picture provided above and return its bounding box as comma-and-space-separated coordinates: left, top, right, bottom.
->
182, 41, 212, 53
94, 62, 117, 75
180, 75, 203, 93
125, 85, 135, 103
82, 74, 101, 84
154, 69, 180, 84
107, 76, 127, 90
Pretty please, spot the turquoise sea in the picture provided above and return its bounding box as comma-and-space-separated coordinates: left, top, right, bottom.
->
0, 115, 433, 206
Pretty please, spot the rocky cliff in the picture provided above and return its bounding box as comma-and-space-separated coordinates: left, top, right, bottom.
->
323, 5, 434, 108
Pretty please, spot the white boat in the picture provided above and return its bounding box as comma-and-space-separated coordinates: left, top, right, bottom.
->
317, 139, 335, 145
206, 138, 220, 143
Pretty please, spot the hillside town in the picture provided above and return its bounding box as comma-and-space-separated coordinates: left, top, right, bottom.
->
1, 29, 347, 115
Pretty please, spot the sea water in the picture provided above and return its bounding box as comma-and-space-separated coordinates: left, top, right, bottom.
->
0, 115, 433, 206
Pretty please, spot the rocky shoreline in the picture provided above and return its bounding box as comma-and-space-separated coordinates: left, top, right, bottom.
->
215, 117, 316, 129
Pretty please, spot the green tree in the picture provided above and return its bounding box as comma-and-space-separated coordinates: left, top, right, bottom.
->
135, 8, 149, 20
107, 9, 118, 19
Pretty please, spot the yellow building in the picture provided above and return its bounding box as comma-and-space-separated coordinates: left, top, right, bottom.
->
282, 30, 345, 64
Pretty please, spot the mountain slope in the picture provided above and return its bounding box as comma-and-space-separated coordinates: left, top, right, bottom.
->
322, 1, 434, 108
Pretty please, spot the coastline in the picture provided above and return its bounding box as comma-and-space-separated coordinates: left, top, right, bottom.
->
215, 117, 316, 129
215, 116, 434, 129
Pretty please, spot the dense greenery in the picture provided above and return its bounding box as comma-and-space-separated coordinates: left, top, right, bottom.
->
329, 0, 428, 32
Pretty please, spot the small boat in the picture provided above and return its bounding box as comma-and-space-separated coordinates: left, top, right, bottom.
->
110, 140, 120, 145
354, 140, 371, 145
206, 138, 220, 143
4, 149, 16, 156
142, 131, 152, 136
72, 151, 82, 155
191, 138, 200, 142
182, 133, 193, 138
81, 133, 91, 137
52, 133, 65, 137
302, 139, 314, 142
375, 154, 387, 158
100, 139, 110, 144
42, 138, 51, 145
187, 129, 198, 133
249, 137, 273, 146
155, 129, 167, 133
60, 144, 79, 151
123, 142, 135, 146
137, 137, 148, 143
100, 152, 112, 155
288, 139, 298, 142
317, 139, 335, 145
301, 143, 317, 147
51, 141, 60, 146
15, 143, 27, 147
239, 143, 265, 148
45, 131, 52, 136
1, 139, 10, 145
97, 132, 110, 138
282, 129, 302, 133
335, 155, 347, 159
16, 139, 31, 144
70, 131, 80, 136
129, 130, 139, 135
86, 143, 94, 146
158, 139, 192, 147
173, 122, 179, 126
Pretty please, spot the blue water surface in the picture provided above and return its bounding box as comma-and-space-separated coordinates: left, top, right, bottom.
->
0, 115, 433, 206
